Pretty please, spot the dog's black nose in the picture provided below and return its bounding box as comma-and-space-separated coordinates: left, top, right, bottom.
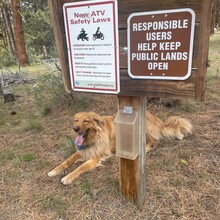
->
74, 126, 80, 132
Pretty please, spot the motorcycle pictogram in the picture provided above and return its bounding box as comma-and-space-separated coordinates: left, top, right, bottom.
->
93, 27, 104, 40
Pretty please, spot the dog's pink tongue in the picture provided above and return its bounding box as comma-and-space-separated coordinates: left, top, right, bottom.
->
75, 134, 84, 146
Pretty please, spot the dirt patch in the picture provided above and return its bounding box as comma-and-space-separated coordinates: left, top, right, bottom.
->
1, 38, 220, 219
1, 80, 219, 220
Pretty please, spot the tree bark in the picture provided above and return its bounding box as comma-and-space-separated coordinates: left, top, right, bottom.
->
216, 0, 220, 28
11, 0, 29, 66
211, 0, 220, 34
2, 5, 18, 63
0, 7, 8, 48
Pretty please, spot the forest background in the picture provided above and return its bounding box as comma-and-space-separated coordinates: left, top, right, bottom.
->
0, 0, 220, 68
0, 0, 55, 68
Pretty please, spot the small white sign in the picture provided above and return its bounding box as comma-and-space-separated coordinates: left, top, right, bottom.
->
63, 0, 120, 94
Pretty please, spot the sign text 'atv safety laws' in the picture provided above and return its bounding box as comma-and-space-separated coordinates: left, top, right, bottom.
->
63, 0, 119, 94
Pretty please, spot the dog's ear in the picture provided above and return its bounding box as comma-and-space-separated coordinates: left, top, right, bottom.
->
92, 113, 104, 126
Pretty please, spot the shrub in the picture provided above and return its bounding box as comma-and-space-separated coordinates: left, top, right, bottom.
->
0, 48, 16, 67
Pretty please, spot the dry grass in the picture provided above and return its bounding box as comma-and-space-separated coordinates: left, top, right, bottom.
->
0, 32, 220, 219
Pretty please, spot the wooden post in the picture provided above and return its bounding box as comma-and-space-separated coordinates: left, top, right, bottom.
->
118, 96, 146, 207
47, 0, 212, 206
195, 0, 212, 101
47, 0, 72, 93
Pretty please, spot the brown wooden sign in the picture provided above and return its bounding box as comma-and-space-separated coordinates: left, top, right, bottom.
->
48, 0, 212, 101
128, 9, 195, 80
48, 0, 212, 207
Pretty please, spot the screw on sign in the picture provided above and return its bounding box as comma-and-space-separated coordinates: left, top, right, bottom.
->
128, 8, 195, 80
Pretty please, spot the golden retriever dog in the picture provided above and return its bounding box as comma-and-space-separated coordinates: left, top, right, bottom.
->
48, 111, 192, 185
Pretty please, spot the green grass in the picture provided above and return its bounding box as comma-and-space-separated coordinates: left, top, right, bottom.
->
7, 63, 51, 77
57, 137, 76, 157
209, 31, 220, 51
0, 116, 5, 126
153, 187, 165, 198
12, 142, 27, 149
0, 150, 34, 168
73, 95, 92, 111
165, 176, 186, 188
207, 31, 220, 84
3, 63, 67, 118
40, 195, 67, 217
80, 179, 91, 195
207, 64, 220, 85
0, 102, 21, 131
178, 150, 191, 161
23, 117, 43, 132
179, 100, 200, 113
11, 117, 21, 126
0, 151, 15, 164
20, 153, 35, 162
40, 105, 52, 117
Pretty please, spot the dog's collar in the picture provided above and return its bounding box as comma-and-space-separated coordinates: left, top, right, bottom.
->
73, 140, 87, 150
76, 144, 87, 150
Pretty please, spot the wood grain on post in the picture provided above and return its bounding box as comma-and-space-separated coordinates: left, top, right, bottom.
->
118, 96, 146, 207
195, 0, 212, 101
48, 0, 212, 101
47, 1, 213, 206
47, 0, 72, 93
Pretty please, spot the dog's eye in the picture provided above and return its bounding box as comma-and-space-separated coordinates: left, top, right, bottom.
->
84, 119, 90, 123
74, 119, 78, 122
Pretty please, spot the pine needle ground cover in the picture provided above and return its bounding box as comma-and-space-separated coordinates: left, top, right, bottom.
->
0, 32, 220, 219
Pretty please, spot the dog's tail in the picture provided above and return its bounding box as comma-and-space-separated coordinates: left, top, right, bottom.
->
162, 116, 193, 140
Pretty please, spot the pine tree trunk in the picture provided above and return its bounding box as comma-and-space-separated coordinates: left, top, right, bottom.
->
0, 8, 8, 48
2, 5, 18, 63
216, 0, 220, 27
11, 0, 29, 66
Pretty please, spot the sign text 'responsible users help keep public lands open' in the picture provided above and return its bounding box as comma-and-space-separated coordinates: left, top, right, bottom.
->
128, 9, 195, 80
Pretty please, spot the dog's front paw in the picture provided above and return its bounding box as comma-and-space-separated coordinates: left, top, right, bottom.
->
61, 176, 73, 185
48, 168, 62, 177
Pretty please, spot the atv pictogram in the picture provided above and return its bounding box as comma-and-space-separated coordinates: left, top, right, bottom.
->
77, 29, 89, 41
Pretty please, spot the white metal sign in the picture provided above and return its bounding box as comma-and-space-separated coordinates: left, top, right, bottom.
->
63, 0, 120, 94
